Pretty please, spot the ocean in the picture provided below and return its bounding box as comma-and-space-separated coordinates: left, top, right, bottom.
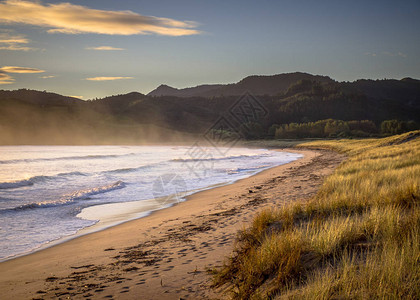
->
0, 145, 302, 261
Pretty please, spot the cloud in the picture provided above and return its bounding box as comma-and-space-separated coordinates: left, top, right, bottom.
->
0, 34, 28, 44
0, 73, 14, 84
0, 0, 200, 36
0, 65, 45, 84
364, 51, 407, 58
86, 46, 125, 51
0, 45, 34, 51
68, 95, 83, 99
0, 66, 45, 73
85, 76, 134, 81
364, 52, 377, 57
0, 31, 37, 51
39, 75, 55, 79
383, 51, 407, 58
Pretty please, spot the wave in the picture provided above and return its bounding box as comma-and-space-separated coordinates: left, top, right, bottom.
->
227, 165, 271, 175
1, 181, 126, 212
0, 175, 52, 189
170, 153, 272, 163
0, 179, 34, 189
106, 167, 138, 174
56, 171, 87, 177
0, 153, 136, 165
0, 172, 88, 190
7, 200, 70, 211
66, 180, 125, 201
105, 162, 162, 174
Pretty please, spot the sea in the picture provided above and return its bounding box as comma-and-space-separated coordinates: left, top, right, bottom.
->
0, 145, 302, 261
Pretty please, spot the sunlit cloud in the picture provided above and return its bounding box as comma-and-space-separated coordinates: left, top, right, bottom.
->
0, 44, 34, 51
0, 33, 28, 44
85, 76, 134, 81
0, 66, 45, 73
0, 32, 37, 51
0, 65, 45, 83
86, 46, 125, 51
0, 73, 14, 84
39, 75, 55, 79
68, 95, 83, 99
0, 0, 201, 36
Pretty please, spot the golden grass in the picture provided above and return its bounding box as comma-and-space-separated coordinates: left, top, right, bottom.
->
212, 130, 420, 299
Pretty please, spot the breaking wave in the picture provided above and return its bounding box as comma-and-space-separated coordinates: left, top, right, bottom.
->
0, 172, 87, 190
1, 181, 126, 212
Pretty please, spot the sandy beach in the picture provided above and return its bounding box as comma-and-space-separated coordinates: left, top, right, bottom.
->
0, 149, 344, 299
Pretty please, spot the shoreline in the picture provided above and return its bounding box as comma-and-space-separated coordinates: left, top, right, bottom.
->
1, 150, 302, 263
0, 148, 344, 299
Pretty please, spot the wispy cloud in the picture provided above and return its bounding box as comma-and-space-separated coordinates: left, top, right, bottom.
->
39, 75, 55, 79
0, 0, 200, 36
86, 46, 125, 51
0, 66, 45, 73
383, 51, 407, 58
0, 31, 37, 51
0, 65, 45, 84
68, 95, 83, 99
364, 51, 407, 58
364, 52, 377, 57
0, 73, 14, 84
85, 76, 134, 81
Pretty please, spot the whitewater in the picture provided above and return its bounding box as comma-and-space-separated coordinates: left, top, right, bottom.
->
0, 145, 302, 261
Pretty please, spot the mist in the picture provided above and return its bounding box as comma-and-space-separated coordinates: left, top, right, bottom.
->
0, 90, 198, 145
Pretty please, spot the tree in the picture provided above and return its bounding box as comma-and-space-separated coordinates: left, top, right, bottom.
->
381, 120, 402, 135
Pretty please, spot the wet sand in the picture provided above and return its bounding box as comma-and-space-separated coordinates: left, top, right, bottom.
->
0, 149, 344, 299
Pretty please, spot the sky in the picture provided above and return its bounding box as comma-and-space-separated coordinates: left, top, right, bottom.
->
0, 0, 419, 99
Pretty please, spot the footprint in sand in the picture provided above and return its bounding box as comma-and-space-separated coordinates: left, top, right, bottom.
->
151, 272, 160, 276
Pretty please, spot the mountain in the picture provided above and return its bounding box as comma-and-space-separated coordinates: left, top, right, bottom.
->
148, 72, 333, 97
0, 73, 419, 144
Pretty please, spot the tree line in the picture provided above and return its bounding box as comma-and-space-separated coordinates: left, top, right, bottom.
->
266, 119, 419, 139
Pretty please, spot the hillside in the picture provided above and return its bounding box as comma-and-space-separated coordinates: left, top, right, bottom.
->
0, 73, 419, 144
147, 72, 333, 97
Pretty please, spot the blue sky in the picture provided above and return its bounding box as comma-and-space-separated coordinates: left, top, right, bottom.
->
0, 0, 419, 99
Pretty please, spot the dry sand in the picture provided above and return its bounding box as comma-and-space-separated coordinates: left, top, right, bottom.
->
0, 149, 344, 299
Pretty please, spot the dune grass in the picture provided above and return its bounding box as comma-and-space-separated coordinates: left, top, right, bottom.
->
212, 131, 420, 299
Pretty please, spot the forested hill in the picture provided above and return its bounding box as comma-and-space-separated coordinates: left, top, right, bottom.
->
0, 73, 419, 144
147, 72, 333, 97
